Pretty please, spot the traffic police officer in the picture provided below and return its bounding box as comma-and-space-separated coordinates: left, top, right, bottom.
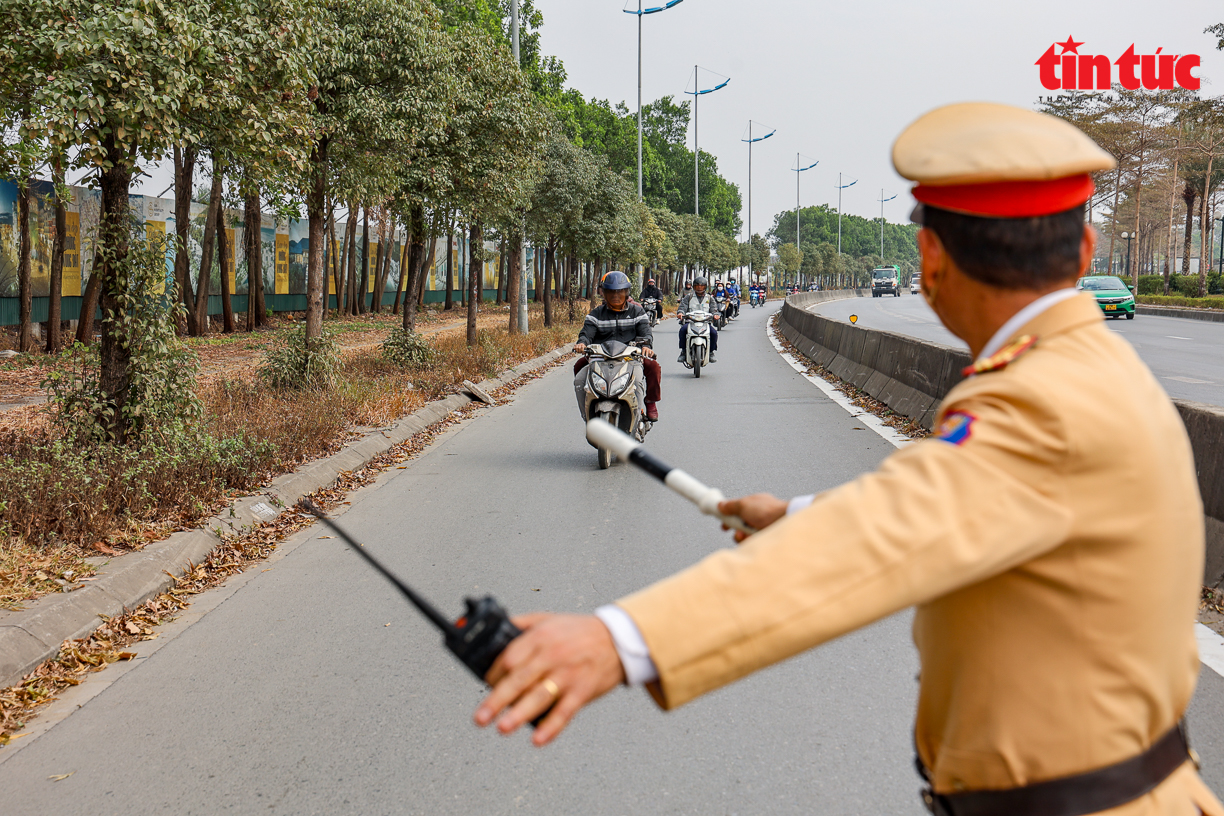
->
474, 102, 1224, 816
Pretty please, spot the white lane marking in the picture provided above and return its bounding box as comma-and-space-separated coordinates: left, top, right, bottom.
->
1166, 335, 1192, 340
1165, 376, 1213, 385
1196, 624, 1224, 678
767, 322, 913, 450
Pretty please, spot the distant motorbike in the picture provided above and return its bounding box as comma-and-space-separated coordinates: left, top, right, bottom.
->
642, 297, 660, 327
713, 295, 728, 328
680, 311, 714, 379
750, 291, 761, 308
728, 294, 740, 318
580, 341, 651, 469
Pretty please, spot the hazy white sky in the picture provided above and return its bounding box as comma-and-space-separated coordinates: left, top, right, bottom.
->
131, 0, 1224, 237
531, 0, 1223, 236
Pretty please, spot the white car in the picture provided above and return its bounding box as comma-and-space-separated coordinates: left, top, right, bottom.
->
910, 274, 922, 295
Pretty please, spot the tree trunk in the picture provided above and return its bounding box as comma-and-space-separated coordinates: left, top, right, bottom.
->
567, 253, 577, 322
533, 244, 542, 303
1200, 156, 1215, 297
218, 207, 236, 333
304, 137, 327, 341
507, 235, 521, 333
194, 155, 225, 336
172, 145, 197, 332
401, 202, 427, 334
444, 226, 455, 311
96, 150, 135, 441
543, 240, 555, 328
392, 236, 409, 315
495, 237, 506, 306
1182, 183, 1197, 276
467, 221, 481, 346
346, 205, 359, 315
75, 262, 102, 345
245, 189, 263, 331
418, 229, 435, 308
372, 217, 391, 314
16, 178, 33, 352
47, 153, 66, 352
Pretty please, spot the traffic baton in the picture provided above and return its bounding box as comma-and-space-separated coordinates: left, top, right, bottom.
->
585, 419, 757, 536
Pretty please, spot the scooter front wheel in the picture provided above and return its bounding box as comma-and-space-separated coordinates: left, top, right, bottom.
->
593, 413, 614, 469
693, 357, 702, 378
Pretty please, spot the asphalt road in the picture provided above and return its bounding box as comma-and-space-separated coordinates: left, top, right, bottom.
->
812, 293, 1224, 406
3, 301, 1224, 814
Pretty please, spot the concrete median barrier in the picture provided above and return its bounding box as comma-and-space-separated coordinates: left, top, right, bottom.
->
780, 291, 1224, 586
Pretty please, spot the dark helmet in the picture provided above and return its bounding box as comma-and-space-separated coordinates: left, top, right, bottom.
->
693, 276, 708, 287
602, 271, 631, 291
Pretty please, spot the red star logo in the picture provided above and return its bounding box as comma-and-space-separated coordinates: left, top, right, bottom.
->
1057, 36, 1084, 55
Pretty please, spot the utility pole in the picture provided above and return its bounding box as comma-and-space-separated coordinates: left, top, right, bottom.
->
511, 0, 528, 333
637, 0, 643, 200
694, 65, 699, 215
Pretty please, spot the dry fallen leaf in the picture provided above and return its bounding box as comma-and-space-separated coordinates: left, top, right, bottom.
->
48, 772, 74, 781
116, 652, 137, 661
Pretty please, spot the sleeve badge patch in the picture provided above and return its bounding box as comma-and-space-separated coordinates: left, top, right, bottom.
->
935, 410, 976, 446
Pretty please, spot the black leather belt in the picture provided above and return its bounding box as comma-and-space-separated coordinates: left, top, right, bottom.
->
918, 723, 1197, 816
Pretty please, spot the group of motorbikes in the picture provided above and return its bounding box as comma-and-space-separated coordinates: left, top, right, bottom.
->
580, 281, 751, 467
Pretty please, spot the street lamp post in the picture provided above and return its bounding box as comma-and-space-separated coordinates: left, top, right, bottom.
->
742, 120, 776, 287
1217, 216, 1223, 277
686, 66, 729, 216
836, 173, 857, 255
510, 0, 528, 333
793, 154, 818, 284
878, 190, 897, 259
1121, 231, 1133, 280
623, 0, 686, 202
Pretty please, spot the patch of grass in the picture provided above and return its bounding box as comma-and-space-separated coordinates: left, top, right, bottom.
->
0, 307, 581, 608
1137, 295, 1224, 311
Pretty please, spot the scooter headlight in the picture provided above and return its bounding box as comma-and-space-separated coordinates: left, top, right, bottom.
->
609, 372, 632, 395
589, 370, 609, 395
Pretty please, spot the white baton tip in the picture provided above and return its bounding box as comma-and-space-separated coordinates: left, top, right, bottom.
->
586, 418, 639, 459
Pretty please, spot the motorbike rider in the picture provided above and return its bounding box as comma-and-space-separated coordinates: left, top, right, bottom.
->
725, 279, 741, 317
573, 271, 661, 422
677, 275, 718, 364
639, 277, 664, 321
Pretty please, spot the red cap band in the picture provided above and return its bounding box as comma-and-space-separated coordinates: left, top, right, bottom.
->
912, 173, 1095, 218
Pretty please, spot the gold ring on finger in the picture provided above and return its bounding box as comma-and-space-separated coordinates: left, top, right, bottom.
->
541, 678, 560, 699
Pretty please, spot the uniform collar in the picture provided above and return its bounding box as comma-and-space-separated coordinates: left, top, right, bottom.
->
976, 288, 1087, 362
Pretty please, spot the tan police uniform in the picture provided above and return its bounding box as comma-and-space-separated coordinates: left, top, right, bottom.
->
612, 103, 1224, 815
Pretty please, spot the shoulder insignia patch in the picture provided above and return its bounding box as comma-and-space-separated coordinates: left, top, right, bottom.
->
935, 410, 976, 446
961, 335, 1037, 378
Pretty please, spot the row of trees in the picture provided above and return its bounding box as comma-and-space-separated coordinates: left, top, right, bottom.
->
772, 241, 916, 291
1040, 24, 1224, 296
766, 204, 920, 290
1, 0, 751, 440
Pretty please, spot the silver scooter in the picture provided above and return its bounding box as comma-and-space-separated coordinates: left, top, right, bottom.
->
680, 311, 714, 379
642, 297, 660, 327
579, 341, 651, 469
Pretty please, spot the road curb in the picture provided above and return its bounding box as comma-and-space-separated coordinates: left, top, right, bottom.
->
1136, 304, 1224, 322
0, 343, 574, 689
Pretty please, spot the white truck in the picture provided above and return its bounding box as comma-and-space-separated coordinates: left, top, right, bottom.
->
871, 266, 900, 297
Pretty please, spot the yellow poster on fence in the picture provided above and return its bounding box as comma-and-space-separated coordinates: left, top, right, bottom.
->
62, 211, 81, 296
368, 241, 378, 293
225, 228, 236, 294
145, 220, 167, 293
275, 233, 289, 294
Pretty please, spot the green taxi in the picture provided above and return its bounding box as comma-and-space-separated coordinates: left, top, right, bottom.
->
1076, 275, 1135, 319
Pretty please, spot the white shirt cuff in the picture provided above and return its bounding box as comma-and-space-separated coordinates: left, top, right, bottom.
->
594, 604, 659, 686
787, 494, 816, 515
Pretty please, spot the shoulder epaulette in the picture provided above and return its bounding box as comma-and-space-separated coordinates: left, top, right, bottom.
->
961, 334, 1037, 378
